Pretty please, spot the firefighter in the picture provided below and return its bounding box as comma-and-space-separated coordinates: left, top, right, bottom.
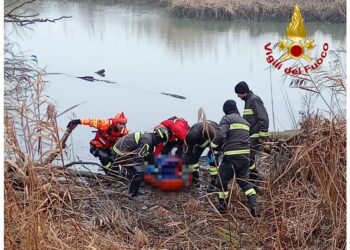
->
234, 81, 269, 186
211, 100, 259, 216
110, 127, 170, 197
66, 112, 128, 172
154, 116, 190, 157
183, 121, 219, 188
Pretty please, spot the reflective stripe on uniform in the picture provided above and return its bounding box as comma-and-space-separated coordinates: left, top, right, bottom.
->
249, 163, 256, 170
210, 142, 219, 148
209, 166, 218, 176
224, 149, 250, 155
259, 131, 269, 137
229, 123, 250, 131
103, 162, 112, 170
93, 119, 98, 128
219, 191, 229, 199
138, 144, 150, 157
134, 132, 141, 144
245, 188, 256, 196
243, 109, 254, 115
199, 139, 210, 148
250, 133, 260, 138
189, 163, 199, 172
112, 144, 124, 155
98, 138, 106, 146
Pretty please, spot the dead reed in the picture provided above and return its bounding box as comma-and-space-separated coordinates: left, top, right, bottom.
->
5, 74, 346, 248
263, 115, 346, 248
4, 3, 346, 247
168, 0, 346, 22
4, 46, 346, 248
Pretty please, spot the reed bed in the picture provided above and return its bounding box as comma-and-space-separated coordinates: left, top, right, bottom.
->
4, 13, 346, 249
4, 54, 346, 249
4, 57, 346, 248
259, 115, 346, 249
5, 112, 346, 249
168, 0, 346, 22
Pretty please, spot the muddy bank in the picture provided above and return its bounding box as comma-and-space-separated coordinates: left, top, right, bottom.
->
168, 0, 346, 22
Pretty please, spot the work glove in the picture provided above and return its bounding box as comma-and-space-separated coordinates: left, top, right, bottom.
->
67, 119, 81, 128
258, 131, 269, 144
258, 138, 265, 144
207, 150, 220, 166
259, 138, 268, 144
207, 151, 215, 165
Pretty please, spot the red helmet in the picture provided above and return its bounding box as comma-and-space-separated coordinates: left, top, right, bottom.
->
114, 112, 127, 124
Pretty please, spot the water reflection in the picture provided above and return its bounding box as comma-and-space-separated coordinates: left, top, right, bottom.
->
11, 0, 345, 57
7, 0, 346, 162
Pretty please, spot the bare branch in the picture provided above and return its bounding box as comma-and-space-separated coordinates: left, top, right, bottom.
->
5, 0, 72, 27
5, 15, 72, 26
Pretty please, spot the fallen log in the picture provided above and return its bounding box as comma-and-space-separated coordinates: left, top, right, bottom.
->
56, 166, 129, 183
64, 161, 103, 169
41, 125, 76, 166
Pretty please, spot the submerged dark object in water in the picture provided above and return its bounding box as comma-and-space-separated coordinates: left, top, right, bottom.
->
161, 92, 186, 99
76, 76, 116, 84
95, 69, 105, 77
77, 76, 95, 82
99, 79, 117, 84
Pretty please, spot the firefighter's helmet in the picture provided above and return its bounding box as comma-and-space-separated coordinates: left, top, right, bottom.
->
114, 112, 127, 124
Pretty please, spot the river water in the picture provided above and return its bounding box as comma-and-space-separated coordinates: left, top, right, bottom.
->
7, 0, 346, 164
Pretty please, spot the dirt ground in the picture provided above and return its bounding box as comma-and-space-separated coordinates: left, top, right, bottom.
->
67, 157, 264, 249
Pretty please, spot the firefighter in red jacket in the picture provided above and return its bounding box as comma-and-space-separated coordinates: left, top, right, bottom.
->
154, 116, 190, 157
67, 112, 128, 172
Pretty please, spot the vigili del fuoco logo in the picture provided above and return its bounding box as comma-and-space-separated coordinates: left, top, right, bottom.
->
264, 4, 329, 75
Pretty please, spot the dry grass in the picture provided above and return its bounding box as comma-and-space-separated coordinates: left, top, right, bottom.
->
168, 0, 346, 22
4, 68, 346, 248
4, 11, 346, 249
259, 115, 346, 249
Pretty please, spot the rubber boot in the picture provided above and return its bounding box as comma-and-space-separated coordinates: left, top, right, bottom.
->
247, 194, 260, 217
217, 198, 228, 214
207, 175, 217, 193
128, 174, 142, 197
248, 169, 261, 191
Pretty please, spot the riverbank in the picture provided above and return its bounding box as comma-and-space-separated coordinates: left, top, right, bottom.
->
167, 0, 346, 22
82, 0, 346, 22
5, 115, 346, 249
4, 52, 346, 249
